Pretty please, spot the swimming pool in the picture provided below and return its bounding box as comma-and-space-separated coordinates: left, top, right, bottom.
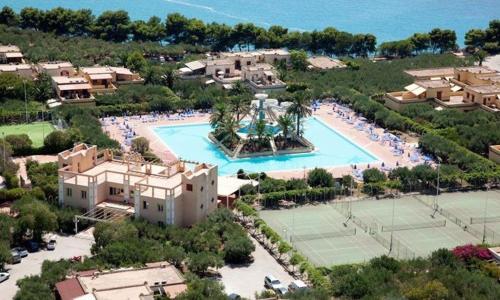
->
153, 117, 378, 176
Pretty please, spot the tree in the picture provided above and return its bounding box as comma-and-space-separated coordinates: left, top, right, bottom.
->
429, 28, 457, 53
287, 91, 312, 136
43, 130, 79, 154
210, 102, 230, 130
220, 116, 240, 147
0, 6, 19, 27
13, 197, 58, 242
362, 168, 386, 184
32, 72, 54, 101
165, 13, 189, 43
19, 7, 45, 30
5, 134, 32, 156
404, 280, 449, 300
92, 221, 138, 251
277, 114, 294, 146
410, 33, 431, 54
164, 244, 186, 268
131, 137, 149, 155
290, 50, 308, 70
465, 29, 487, 51
230, 95, 250, 122
126, 51, 147, 72
93, 10, 131, 42
223, 232, 255, 263
473, 49, 488, 66
307, 168, 333, 187
187, 251, 223, 275
132, 16, 166, 42
0, 241, 10, 270
177, 275, 227, 300
278, 241, 292, 259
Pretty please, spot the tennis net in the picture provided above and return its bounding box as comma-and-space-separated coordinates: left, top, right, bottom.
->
291, 228, 356, 242
470, 216, 500, 224
381, 220, 446, 232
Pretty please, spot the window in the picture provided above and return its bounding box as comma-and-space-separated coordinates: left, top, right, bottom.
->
211, 198, 214, 203
200, 204, 204, 209
200, 186, 204, 192
81, 191, 87, 199
143, 201, 148, 209
110, 187, 117, 195
66, 188, 72, 197
186, 184, 193, 191
158, 204, 164, 212
211, 180, 215, 186
246, 61, 251, 66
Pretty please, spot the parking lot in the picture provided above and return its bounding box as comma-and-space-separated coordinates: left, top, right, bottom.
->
0, 232, 94, 300
219, 236, 295, 299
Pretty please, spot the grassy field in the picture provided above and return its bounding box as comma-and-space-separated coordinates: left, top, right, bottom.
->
0, 122, 54, 148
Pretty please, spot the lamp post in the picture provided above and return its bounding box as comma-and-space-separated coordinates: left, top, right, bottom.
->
482, 184, 490, 244
389, 188, 396, 254
431, 157, 441, 218
24, 80, 28, 123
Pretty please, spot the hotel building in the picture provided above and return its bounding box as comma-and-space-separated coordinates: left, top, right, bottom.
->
58, 144, 218, 227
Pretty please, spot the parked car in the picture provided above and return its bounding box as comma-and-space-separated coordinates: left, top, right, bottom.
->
275, 286, 288, 296
264, 275, 283, 290
12, 247, 28, 257
288, 279, 308, 292
46, 239, 56, 251
228, 293, 241, 300
10, 251, 21, 264
25, 240, 40, 252
0, 272, 9, 283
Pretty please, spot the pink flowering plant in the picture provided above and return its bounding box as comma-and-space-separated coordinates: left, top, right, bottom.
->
452, 244, 492, 263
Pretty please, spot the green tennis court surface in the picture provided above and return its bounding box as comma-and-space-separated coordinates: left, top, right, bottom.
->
260, 191, 498, 266
0, 122, 54, 147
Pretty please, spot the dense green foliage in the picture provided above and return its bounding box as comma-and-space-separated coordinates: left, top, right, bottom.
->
465, 20, 500, 54
379, 28, 458, 57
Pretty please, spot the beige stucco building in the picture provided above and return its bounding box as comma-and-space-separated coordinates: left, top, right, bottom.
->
57, 144, 218, 227
0, 45, 24, 64
385, 66, 500, 113
0, 63, 35, 79
489, 145, 500, 164
51, 76, 95, 104
81, 66, 144, 94
37, 61, 77, 77
179, 49, 289, 91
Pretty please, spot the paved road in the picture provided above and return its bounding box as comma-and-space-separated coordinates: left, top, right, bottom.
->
0, 233, 94, 300
220, 236, 295, 299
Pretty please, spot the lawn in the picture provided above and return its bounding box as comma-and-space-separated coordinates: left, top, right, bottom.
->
0, 122, 54, 148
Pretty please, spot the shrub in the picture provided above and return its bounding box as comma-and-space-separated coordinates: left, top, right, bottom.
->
307, 168, 334, 187
5, 134, 33, 155
452, 244, 492, 263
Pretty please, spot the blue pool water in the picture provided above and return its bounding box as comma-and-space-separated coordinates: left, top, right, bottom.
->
153, 118, 377, 176
4, 0, 499, 43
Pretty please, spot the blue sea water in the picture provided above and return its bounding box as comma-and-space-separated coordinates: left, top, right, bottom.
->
2, 0, 499, 44
153, 118, 378, 176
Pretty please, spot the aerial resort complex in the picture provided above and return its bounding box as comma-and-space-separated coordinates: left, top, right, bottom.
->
0, 3, 500, 300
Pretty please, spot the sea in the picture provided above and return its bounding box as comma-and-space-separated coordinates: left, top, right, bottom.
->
2, 0, 499, 44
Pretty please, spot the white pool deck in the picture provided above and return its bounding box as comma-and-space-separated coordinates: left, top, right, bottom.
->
103, 103, 426, 179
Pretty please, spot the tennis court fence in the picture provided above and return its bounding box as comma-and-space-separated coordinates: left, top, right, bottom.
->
290, 228, 356, 242
470, 216, 500, 224
381, 220, 446, 232
372, 231, 415, 260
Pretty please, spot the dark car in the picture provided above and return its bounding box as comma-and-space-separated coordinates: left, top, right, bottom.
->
12, 247, 28, 257
26, 240, 40, 252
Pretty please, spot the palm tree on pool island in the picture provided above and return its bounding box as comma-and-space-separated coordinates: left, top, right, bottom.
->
287, 91, 312, 136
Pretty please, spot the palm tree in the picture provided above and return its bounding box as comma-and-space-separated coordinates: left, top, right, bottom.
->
220, 116, 240, 147
287, 91, 312, 136
230, 95, 251, 122
210, 102, 230, 131
255, 119, 267, 150
277, 114, 294, 146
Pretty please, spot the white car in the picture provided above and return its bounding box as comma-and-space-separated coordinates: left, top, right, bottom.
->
288, 279, 308, 292
0, 272, 9, 283
264, 275, 282, 290
46, 239, 56, 251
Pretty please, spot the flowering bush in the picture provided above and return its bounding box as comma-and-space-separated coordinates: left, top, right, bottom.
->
452, 244, 492, 262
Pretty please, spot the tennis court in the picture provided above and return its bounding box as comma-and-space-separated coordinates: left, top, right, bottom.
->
259, 204, 387, 266
348, 196, 480, 257
416, 190, 500, 244
259, 191, 496, 266
0, 122, 54, 147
